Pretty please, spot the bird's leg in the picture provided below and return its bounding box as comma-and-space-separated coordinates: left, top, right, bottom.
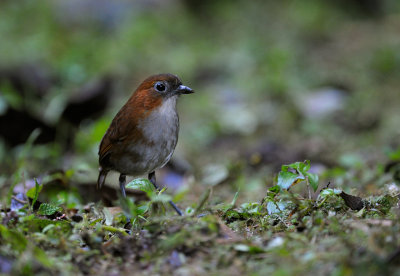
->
148, 171, 159, 190
148, 171, 183, 216
118, 173, 132, 229
119, 174, 127, 198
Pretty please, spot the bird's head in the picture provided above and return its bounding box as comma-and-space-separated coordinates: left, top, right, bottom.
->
126, 74, 194, 114
136, 73, 193, 98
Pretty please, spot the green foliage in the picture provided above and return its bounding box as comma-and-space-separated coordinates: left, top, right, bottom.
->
2, 160, 400, 275
119, 196, 147, 227
278, 160, 319, 192
0, 224, 53, 270
126, 178, 155, 196
369, 194, 398, 214
125, 178, 181, 218
37, 203, 62, 216
0, 225, 27, 252
27, 178, 42, 208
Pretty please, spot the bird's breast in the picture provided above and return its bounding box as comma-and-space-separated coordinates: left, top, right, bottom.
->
124, 96, 179, 174
139, 96, 179, 144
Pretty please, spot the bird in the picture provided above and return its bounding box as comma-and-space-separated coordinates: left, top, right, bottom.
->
97, 73, 194, 216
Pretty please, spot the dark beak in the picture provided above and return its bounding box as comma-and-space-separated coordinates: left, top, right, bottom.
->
176, 85, 194, 94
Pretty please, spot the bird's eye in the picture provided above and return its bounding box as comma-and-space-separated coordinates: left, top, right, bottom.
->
154, 82, 166, 92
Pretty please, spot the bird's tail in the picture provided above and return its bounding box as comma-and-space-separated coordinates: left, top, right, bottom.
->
97, 167, 109, 189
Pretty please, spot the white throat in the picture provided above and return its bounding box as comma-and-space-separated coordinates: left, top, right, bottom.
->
157, 96, 178, 116
139, 95, 179, 140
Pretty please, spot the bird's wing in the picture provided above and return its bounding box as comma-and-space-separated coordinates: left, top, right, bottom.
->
98, 104, 138, 168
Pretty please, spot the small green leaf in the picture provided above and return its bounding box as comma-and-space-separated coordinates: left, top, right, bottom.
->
126, 179, 154, 194
26, 179, 42, 203
37, 203, 62, 216
278, 160, 319, 192
286, 162, 308, 172
265, 185, 281, 200
286, 162, 300, 170
268, 185, 281, 194
240, 202, 262, 215
231, 190, 240, 206
277, 171, 304, 190
280, 164, 289, 172
286, 160, 310, 173
305, 172, 319, 192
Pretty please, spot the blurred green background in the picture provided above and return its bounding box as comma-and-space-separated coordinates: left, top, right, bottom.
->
1, 0, 400, 204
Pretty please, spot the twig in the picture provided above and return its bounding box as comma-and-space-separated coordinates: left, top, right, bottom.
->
11, 196, 27, 204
